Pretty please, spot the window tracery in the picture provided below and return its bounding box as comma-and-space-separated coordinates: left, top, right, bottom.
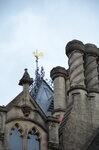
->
9, 123, 23, 150
8, 124, 40, 150
27, 127, 40, 150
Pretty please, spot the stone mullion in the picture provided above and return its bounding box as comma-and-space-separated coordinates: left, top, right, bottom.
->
22, 135, 27, 150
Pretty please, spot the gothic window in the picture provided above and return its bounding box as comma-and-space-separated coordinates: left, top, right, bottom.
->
27, 128, 40, 150
9, 123, 23, 150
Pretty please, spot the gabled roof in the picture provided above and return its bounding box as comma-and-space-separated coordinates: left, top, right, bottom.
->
0, 106, 8, 112
6, 91, 47, 120
6, 92, 23, 110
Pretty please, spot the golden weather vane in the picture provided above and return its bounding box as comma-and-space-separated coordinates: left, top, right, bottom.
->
33, 50, 44, 69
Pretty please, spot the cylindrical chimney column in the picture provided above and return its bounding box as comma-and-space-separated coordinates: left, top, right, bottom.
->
66, 40, 85, 89
85, 44, 99, 92
50, 66, 67, 118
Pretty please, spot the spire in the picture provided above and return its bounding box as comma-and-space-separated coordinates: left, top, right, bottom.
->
19, 69, 33, 86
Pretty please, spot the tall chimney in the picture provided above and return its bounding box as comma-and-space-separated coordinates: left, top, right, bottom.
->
50, 66, 68, 119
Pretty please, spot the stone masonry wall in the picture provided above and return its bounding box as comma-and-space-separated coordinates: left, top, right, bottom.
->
59, 40, 99, 150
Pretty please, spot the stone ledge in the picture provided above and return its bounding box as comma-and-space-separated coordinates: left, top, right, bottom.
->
88, 89, 99, 94
67, 85, 87, 95
52, 108, 65, 115
47, 116, 59, 123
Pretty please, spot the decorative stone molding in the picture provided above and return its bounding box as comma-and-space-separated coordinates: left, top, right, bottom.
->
66, 40, 85, 88
47, 116, 60, 123
52, 108, 65, 115
19, 69, 33, 86
85, 43, 99, 56
50, 66, 68, 81
66, 40, 85, 57
6, 117, 47, 133
21, 105, 31, 117
0, 131, 4, 141
48, 141, 59, 150
85, 44, 99, 91
67, 85, 87, 95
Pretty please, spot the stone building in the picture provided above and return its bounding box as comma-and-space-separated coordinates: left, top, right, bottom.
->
0, 39, 99, 150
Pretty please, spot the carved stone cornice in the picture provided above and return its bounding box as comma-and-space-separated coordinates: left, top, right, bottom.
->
85, 43, 99, 56
48, 141, 59, 150
50, 66, 68, 81
66, 39, 85, 57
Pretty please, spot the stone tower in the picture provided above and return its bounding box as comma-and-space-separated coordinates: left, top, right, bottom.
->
56, 40, 99, 150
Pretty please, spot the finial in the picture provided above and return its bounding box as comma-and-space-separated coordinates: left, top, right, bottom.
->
25, 68, 28, 72
19, 69, 33, 86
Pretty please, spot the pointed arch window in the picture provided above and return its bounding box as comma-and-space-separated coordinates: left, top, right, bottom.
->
9, 124, 23, 150
27, 128, 40, 150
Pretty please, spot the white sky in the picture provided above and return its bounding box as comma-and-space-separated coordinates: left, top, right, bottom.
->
0, 0, 99, 105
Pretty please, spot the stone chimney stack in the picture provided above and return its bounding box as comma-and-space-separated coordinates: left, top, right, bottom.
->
60, 40, 91, 150
50, 66, 68, 119
85, 44, 99, 129
66, 40, 85, 88
85, 44, 99, 92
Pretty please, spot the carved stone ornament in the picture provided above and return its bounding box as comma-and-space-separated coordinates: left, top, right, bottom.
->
48, 141, 59, 150
0, 131, 4, 141
21, 105, 31, 117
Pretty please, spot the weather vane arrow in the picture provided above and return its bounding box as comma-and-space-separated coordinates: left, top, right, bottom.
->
33, 50, 44, 69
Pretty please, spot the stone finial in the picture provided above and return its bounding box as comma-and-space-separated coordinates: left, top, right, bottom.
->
85, 43, 99, 56
65, 40, 85, 57
50, 66, 68, 81
19, 69, 33, 86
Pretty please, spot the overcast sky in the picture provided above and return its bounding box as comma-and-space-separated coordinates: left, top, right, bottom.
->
0, 0, 99, 105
